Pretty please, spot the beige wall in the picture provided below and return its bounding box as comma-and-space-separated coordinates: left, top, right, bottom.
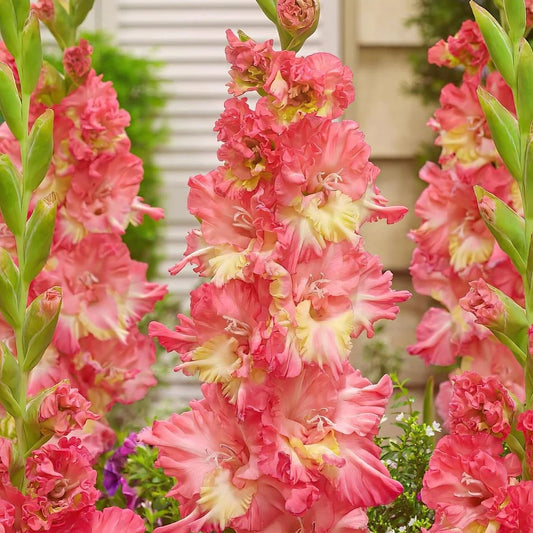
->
343, 0, 434, 391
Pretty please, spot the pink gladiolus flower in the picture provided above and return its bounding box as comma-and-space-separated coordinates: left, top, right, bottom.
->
23, 437, 99, 530
517, 410, 533, 468
421, 434, 521, 530
33, 233, 166, 354
428, 20, 489, 74
226, 30, 275, 96
448, 371, 515, 438
150, 280, 271, 413
497, 481, 533, 532
150, 27, 407, 532
56, 70, 130, 159
72, 329, 159, 413
89, 507, 145, 531
38, 381, 99, 436
429, 77, 498, 169
31, 0, 55, 22
277, 0, 319, 34
460, 278, 506, 329
264, 51, 354, 122
63, 39, 93, 85
140, 386, 263, 533
62, 151, 145, 238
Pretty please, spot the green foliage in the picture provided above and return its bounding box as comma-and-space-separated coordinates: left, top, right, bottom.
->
407, 0, 499, 103
96, 442, 181, 532
361, 324, 404, 382
367, 377, 436, 533
82, 31, 168, 278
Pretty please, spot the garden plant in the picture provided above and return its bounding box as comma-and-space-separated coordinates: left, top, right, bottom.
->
1, 0, 533, 532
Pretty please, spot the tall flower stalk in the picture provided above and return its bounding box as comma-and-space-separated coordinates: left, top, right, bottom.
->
0, 0, 59, 490
410, 0, 533, 529
0, 0, 165, 529
143, 2, 410, 532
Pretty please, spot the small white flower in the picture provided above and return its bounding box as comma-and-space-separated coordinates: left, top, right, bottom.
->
425, 425, 435, 437
408, 517, 417, 527
431, 421, 442, 433
396, 412, 405, 422
398, 527, 407, 532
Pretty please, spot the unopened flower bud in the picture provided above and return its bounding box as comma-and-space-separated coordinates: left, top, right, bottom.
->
0, 248, 21, 328
460, 279, 528, 362
460, 279, 506, 329
22, 192, 57, 284
21, 286, 62, 372
63, 39, 92, 85
478, 194, 496, 223
277, 0, 319, 34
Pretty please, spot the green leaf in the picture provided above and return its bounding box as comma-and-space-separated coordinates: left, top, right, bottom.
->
0, 343, 23, 418
471, 1, 515, 87
0, 248, 21, 328
22, 193, 57, 284
24, 109, 54, 193
49, 0, 76, 48
0, 62, 23, 140
21, 287, 62, 372
13, 0, 30, 31
504, 0, 526, 43
0, 154, 24, 237
0, 0, 20, 58
69, 0, 95, 27
254, 0, 278, 24
20, 12, 42, 96
517, 39, 533, 136
478, 87, 521, 180
523, 138, 533, 220
422, 375, 434, 427
475, 185, 526, 273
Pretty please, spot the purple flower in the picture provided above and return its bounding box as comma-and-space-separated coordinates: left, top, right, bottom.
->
103, 432, 138, 498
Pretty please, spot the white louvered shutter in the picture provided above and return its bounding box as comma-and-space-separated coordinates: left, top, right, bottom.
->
94, 0, 341, 407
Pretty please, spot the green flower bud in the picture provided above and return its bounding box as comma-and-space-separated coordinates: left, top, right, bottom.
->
0, 248, 21, 328
517, 39, 533, 136
0, 63, 23, 141
276, 0, 320, 52
471, 2, 515, 88
25, 109, 54, 193
504, 0, 526, 43
69, 0, 95, 27
20, 12, 42, 96
0, 343, 23, 418
21, 286, 62, 372
22, 192, 57, 284
0, 154, 24, 237
478, 87, 521, 180
0, 0, 20, 58
475, 185, 526, 274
